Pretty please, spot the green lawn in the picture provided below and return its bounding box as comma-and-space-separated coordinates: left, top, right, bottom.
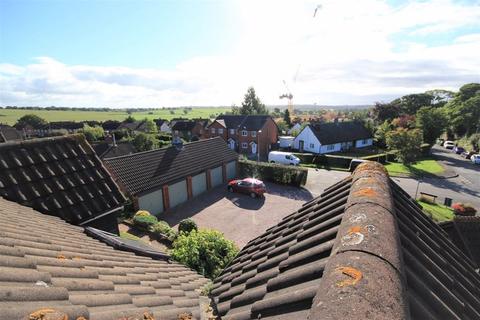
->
417, 200, 455, 222
120, 231, 143, 241
384, 159, 444, 177
0, 107, 230, 125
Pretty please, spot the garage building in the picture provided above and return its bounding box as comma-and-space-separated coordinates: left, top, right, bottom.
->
104, 137, 238, 215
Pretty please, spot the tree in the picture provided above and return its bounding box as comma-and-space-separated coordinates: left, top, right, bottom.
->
395, 93, 433, 115
276, 121, 288, 134
470, 133, 480, 152
391, 115, 416, 129
81, 124, 105, 142
416, 106, 448, 145
143, 118, 157, 133
124, 115, 136, 123
445, 83, 480, 136
386, 128, 423, 164
283, 109, 291, 126
234, 87, 268, 115
372, 102, 402, 123
171, 229, 238, 279
374, 120, 393, 148
132, 133, 158, 152
426, 89, 454, 108
15, 114, 47, 129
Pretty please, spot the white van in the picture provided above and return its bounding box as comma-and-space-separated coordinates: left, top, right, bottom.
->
268, 151, 301, 166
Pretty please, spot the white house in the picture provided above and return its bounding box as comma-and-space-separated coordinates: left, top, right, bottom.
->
293, 121, 373, 154
288, 123, 302, 135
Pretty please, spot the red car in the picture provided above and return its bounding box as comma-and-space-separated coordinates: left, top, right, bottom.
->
227, 178, 266, 198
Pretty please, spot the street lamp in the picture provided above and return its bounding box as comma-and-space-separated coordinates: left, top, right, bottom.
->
257, 130, 262, 162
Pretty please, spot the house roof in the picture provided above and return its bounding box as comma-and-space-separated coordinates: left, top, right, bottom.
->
211, 162, 480, 320
118, 121, 143, 131
0, 135, 126, 226
0, 196, 210, 320
154, 119, 168, 127
0, 124, 23, 143
213, 115, 272, 131
104, 137, 238, 196
48, 121, 84, 130
307, 121, 372, 145
439, 216, 480, 268
171, 121, 196, 131
92, 141, 137, 159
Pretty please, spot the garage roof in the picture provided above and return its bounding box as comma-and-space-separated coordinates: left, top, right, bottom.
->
104, 137, 238, 196
0, 134, 126, 226
0, 196, 209, 320
211, 162, 480, 320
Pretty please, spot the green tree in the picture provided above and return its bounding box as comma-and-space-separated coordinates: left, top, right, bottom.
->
171, 229, 238, 279
235, 87, 268, 115
124, 115, 136, 123
446, 83, 480, 136
416, 106, 448, 144
15, 114, 47, 129
372, 102, 402, 123
283, 109, 291, 126
143, 118, 157, 133
386, 128, 423, 164
81, 124, 105, 142
470, 133, 480, 152
132, 133, 158, 152
374, 120, 392, 148
395, 93, 433, 115
276, 121, 289, 134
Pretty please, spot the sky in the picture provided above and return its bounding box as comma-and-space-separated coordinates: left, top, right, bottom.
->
0, 0, 479, 108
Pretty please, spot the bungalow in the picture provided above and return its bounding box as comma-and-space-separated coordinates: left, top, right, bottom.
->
293, 121, 373, 154
154, 118, 171, 133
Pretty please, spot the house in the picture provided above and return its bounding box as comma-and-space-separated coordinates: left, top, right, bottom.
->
92, 140, 137, 159
287, 122, 302, 135
0, 135, 126, 234
0, 196, 210, 320
47, 121, 84, 134
440, 216, 480, 268
211, 161, 480, 320
0, 124, 23, 143
104, 137, 238, 215
207, 115, 278, 159
117, 120, 151, 134
154, 118, 171, 133
278, 135, 295, 149
293, 121, 373, 154
171, 119, 209, 141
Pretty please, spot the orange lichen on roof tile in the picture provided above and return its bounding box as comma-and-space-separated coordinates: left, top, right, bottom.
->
76, 317, 87, 320
352, 188, 377, 198
347, 226, 365, 234
143, 312, 155, 320
29, 308, 67, 320
177, 313, 193, 320
335, 266, 363, 287
56, 254, 66, 260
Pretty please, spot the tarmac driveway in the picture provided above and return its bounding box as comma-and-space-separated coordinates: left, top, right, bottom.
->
163, 183, 314, 249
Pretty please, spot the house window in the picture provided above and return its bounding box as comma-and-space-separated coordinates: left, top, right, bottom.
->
218, 128, 224, 134
230, 129, 235, 135
362, 139, 369, 144
241, 142, 248, 149
241, 130, 248, 136
211, 128, 216, 134
327, 144, 335, 151
251, 131, 256, 137
309, 143, 315, 149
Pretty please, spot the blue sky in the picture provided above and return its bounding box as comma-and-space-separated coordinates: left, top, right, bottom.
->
0, 0, 479, 107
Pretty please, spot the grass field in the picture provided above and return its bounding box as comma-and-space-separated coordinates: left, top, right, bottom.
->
417, 200, 455, 222
0, 107, 230, 125
385, 159, 444, 177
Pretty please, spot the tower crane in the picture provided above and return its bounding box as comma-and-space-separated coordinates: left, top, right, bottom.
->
279, 80, 294, 117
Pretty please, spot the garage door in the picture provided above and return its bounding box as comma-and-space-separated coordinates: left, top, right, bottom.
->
226, 161, 236, 180
168, 180, 188, 208
192, 172, 207, 197
138, 188, 164, 215
210, 166, 223, 187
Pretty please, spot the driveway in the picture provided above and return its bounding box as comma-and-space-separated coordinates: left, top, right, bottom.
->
163, 183, 314, 249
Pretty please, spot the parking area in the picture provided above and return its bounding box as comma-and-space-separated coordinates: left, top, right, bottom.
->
162, 183, 314, 248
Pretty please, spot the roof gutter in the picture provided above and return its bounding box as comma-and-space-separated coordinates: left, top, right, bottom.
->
308, 161, 410, 319
79, 206, 123, 226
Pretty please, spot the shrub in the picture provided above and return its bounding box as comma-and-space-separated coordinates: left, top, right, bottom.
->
178, 218, 198, 234
238, 160, 307, 187
418, 194, 435, 204
152, 221, 178, 242
133, 214, 158, 230
134, 210, 151, 217
171, 229, 239, 279
451, 203, 477, 216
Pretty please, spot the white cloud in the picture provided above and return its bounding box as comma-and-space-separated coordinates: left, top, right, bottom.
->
1, 0, 479, 107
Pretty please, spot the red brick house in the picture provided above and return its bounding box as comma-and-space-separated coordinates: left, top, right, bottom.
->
172, 119, 210, 141
206, 115, 278, 159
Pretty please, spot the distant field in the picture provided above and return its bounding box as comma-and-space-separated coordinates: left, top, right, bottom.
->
0, 107, 230, 125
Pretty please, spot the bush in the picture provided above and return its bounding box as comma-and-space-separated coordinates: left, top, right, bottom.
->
133, 214, 158, 230
152, 221, 178, 242
451, 203, 477, 216
134, 210, 151, 217
178, 218, 198, 234
238, 159, 308, 186
171, 230, 238, 279
418, 194, 435, 204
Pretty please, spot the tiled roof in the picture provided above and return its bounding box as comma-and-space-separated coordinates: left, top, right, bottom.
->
0, 135, 126, 226
213, 115, 272, 131
211, 162, 480, 320
92, 141, 137, 159
104, 137, 238, 196
308, 121, 372, 145
0, 124, 23, 143
0, 197, 210, 320
440, 216, 480, 268
171, 121, 196, 131
118, 121, 143, 131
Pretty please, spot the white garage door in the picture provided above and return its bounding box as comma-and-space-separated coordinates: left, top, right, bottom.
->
210, 166, 223, 187
226, 161, 236, 180
168, 180, 188, 208
192, 172, 207, 197
138, 188, 164, 215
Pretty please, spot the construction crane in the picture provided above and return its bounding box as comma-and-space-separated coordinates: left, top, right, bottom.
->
279, 80, 294, 117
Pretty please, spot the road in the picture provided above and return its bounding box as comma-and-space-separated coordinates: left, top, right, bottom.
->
305, 149, 480, 209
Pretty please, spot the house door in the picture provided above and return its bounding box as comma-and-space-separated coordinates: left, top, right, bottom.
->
299, 140, 304, 152
228, 139, 235, 150
251, 142, 257, 155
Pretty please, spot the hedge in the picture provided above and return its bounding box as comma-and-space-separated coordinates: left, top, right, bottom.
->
293, 151, 398, 168
238, 160, 308, 187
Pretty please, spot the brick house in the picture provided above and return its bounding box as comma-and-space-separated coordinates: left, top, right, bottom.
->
171, 119, 210, 141
206, 115, 278, 159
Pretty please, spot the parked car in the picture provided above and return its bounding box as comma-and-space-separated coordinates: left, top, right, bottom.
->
453, 146, 465, 154
227, 178, 266, 198
268, 151, 300, 166
443, 141, 455, 149
461, 151, 475, 159
471, 154, 480, 165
